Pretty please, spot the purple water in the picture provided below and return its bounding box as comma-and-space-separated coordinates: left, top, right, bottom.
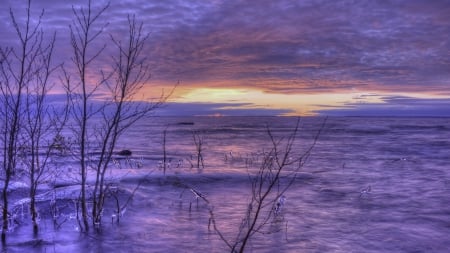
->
3, 117, 450, 252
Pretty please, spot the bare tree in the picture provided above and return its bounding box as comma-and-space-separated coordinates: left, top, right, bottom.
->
0, 0, 59, 242
21, 30, 67, 234
162, 126, 168, 175
0, 44, 19, 246
63, 0, 110, 231
192, 131, 205, 169
208, 118, 326, 253
91, 14, 166, 227
65, 1, 169, 230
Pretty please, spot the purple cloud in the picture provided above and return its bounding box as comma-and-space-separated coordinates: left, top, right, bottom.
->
155, 102, 294, 116
315, 95, 450, 117
1, 0, 449, 116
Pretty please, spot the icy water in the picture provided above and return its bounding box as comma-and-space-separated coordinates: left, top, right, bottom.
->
3, 116, 450, 252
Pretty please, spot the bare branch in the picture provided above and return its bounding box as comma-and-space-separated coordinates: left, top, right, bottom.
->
208, 118, 326, 252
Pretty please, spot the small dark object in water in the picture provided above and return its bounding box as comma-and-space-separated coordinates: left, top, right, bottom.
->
117, 149, 132, 156
177, 122, 194, 125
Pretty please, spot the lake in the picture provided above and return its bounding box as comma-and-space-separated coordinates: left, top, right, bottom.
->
3, 116, 450, 252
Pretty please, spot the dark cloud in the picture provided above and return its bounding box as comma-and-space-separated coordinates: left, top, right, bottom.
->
142, 0, 450, 92
3, 0, 448, 90
156, 102, 294, 116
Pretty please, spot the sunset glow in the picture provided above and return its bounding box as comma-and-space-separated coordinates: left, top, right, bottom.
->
176, 88, 359, 115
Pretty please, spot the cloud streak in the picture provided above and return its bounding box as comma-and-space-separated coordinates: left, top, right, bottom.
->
315, 95, 450, 117
155, 102, 294, 116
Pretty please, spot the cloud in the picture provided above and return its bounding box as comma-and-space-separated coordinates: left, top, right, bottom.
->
141, 0, 450, 93
1, 0, 449, 116
155, 102, 294, 116
315, 95, 450, 117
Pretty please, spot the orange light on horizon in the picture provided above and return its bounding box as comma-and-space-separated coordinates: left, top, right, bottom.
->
170, 86, 450, 116
174, 87, 357, 115
59, 79, 450, 116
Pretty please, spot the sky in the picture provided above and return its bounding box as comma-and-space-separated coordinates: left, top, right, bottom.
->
1, 0, 450, 117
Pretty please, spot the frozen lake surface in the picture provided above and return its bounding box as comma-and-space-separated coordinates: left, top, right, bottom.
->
2, 116, 450, 252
